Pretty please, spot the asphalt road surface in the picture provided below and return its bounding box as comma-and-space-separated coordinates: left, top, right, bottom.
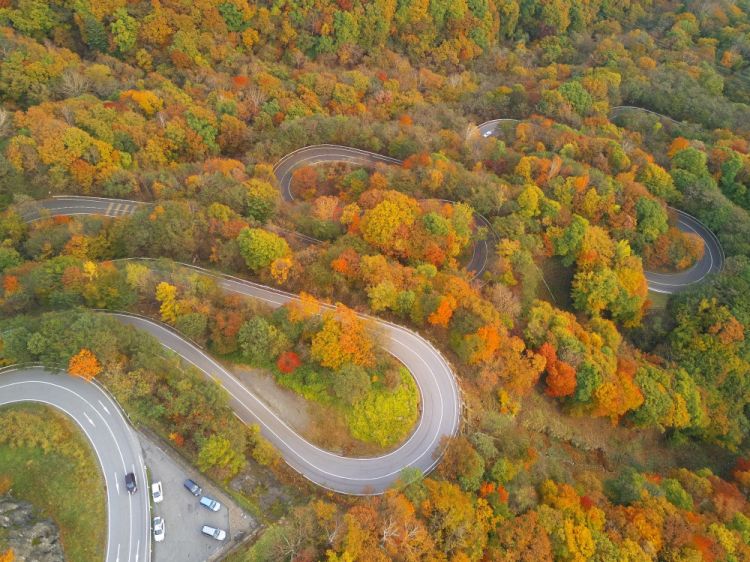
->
473, 118, 521, 138
0, 367, 150, 562
646, 208, 725, 293
113, 284, 461, 495
16, 196, 144, 222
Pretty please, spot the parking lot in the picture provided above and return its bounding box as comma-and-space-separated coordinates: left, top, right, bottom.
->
139, 431, 258, 562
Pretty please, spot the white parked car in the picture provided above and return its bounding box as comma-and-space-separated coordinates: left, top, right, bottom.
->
151, 481, 163, 503
199, 495, 221, 512
153, 517, 165, 542
201, 525, 226, 541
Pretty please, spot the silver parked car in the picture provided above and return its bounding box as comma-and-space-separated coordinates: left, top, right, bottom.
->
199, 495, 221, 512
201, 525, 226, 541
151, 481, 163, 503
153, 517, 165, 542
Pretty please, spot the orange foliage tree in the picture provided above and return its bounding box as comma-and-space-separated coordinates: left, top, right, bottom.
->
3, 275, 19, 296
311, 304, 375, 370
68, 348, 102, 381
428, 295, 457, 327
539, 342, 577, 398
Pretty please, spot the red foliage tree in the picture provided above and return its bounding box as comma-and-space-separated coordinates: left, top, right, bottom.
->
276, 351, 301, 374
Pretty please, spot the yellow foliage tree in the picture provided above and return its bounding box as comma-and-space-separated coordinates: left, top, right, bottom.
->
120, 89, 164, 116
270, 256, 293, 284
286, 292, 321, 323
563, 519, 596, 562
155, 281, 178, 323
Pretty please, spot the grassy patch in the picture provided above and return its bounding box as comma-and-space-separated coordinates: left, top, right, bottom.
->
647, 290, 671, 311
539, 257, 573, 309
0, 403, 106, 562
276, 365, 420, 448
227, 341, 422, 451
347, 368, 419, 447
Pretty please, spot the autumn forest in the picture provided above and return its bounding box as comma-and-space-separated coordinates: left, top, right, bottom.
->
2, 0, 750, 561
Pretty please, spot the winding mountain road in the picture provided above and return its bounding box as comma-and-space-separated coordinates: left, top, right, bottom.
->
646, 208, 725, 293
113, 289, 461, 495
473, 118, 521, 138
13, 204, 462, 494
17, 196, 143, 222
4, 106, 725, 559
473, 106, 681, 139
473, 118, 725, 291
272, 145, 497, 278
274, 144, 402, 202
0, 367, 150, 562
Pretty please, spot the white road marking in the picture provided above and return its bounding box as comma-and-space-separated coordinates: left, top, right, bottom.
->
115, 473, 120, 495
116, 543, 120, 562
84, 412, 95, 426
0, 383, 128, 562
98, 399, 111, 415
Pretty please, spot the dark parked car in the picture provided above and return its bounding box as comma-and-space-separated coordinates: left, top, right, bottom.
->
125, 472, 137, 494
183, 478, 202, 497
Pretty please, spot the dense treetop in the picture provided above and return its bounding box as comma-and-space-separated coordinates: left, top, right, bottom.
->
2, 0, 750, 560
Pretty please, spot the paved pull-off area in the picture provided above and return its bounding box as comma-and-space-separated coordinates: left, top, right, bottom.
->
140, 432, 257, 562
0, 367, 150, 562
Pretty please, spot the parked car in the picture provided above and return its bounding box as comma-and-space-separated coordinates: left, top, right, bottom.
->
201, 526, 226, 541
199, 495, 221, 512
151, 481, 163, 503
125, 472, 137, 494
183, 478, 202, 497
153, 517, 165, 542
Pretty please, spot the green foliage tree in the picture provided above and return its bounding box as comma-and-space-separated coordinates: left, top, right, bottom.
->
237, 317, 288, 365
196, 433, 246, 478
245, 178, 279, 223
237, 228, 290, 271
635, 197, 668, 243
332, 364, 371, 405
110, 8, 139, 54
